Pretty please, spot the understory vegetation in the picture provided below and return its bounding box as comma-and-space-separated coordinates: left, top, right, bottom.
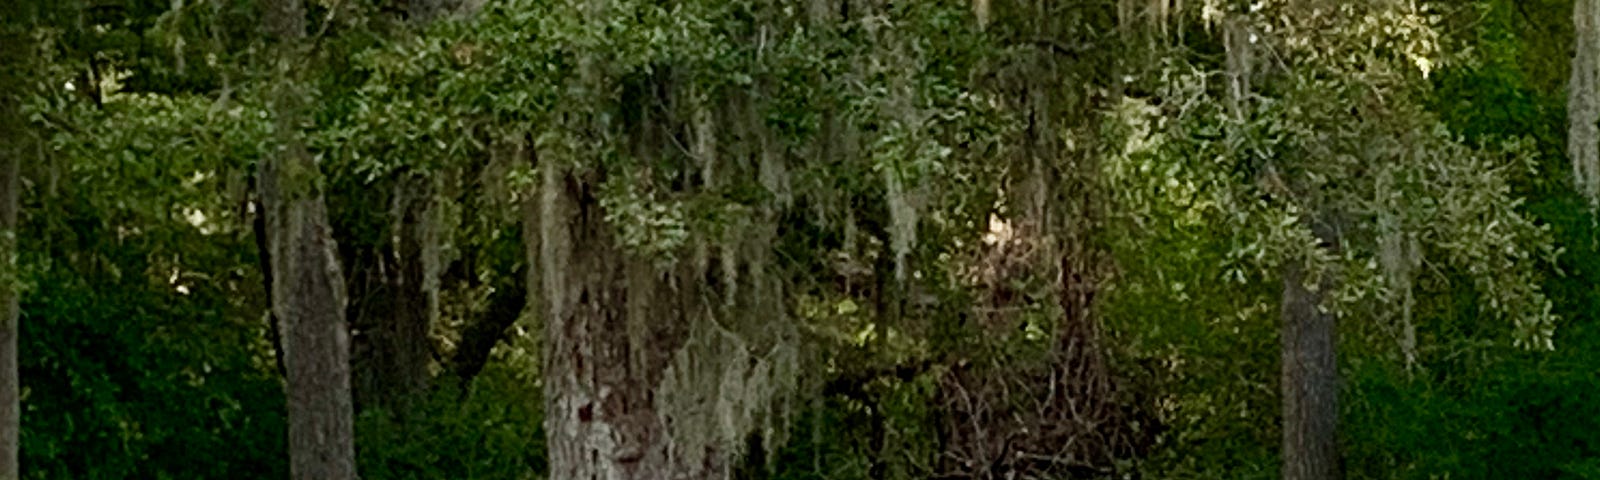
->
3, 0, 1599, 479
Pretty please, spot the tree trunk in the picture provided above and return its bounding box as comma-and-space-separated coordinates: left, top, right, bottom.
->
1572, 0, 1600, 207
353, 174, 436, 410
345, 178, 437, 412
539, 0, 678, 475
393, 174, 436, 400
347, 243, 397, 411
449, 264, 525, 389
539, 162, 677, 480
349, 0, 488, 411
0, 35, 22, 478
261, 0, 357, 478
449, 139, 533, 391
1280, 260, 1339, 480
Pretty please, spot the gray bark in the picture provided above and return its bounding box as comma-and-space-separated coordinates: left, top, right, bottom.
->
538, 47, 688, 477
1573, 0, 1600, 206
540, 162, 678, 480
537, 3, 803, 477
1281, 260, 1339, 480
540, 0, 680, 475
262, 0, 357, 478
1224, 17, 1253, 122
0, 56, 21, 480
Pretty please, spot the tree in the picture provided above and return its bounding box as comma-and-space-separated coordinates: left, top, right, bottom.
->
1279, 224, 1340, 480
534, 0, 675, 475
260, 0, 357, 477
1574, 0, 1600, 207
346, 0, 488, 413
1098, 2, 1557, 478
11, 0, 1595, 478
525, 2, 805, 477
0, 16, 24, 479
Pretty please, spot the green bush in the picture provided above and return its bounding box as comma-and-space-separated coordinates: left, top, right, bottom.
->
356, 361, 547, 480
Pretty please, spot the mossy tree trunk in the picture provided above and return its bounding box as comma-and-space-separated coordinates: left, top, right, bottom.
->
539, 0, 675, 471
539, 161, 686, 480
261, 0, 357, 477
350, 0, 489, 411
1573, 0, 1600, 206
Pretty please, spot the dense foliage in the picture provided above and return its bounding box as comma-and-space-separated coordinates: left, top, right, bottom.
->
4, 0, 1599, 478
